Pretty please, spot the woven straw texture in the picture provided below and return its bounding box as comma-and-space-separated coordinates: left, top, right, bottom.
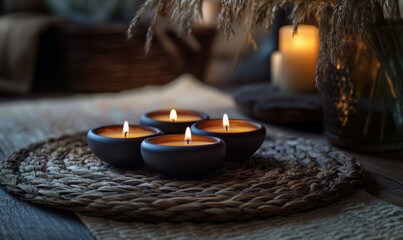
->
78, 190, 403, 240
0, 132, 362, 222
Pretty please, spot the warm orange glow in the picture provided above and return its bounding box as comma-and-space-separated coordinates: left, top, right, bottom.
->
185, 127, 191, 144
277, 25, 319, 92
279, 25, 319, 52
123, 121, 129, 138
223, 114, 229, 132
170, 109, 177, 122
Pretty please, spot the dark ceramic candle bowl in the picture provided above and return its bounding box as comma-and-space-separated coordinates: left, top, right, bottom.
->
191, 119, 266, 161
87, 125, 163, 168
140, 109, 209, 134
141, 134, 226, 179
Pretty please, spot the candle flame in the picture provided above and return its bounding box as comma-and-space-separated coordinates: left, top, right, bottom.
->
170, 109, 177, 122
185, 127, 191, 144
223, 114, 229, 132
123, 121, 129, 138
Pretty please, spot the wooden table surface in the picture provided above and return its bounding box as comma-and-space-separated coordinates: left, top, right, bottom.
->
0, 118, 402, 240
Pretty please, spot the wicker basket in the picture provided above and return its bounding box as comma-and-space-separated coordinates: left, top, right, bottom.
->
56, 23, 215, 92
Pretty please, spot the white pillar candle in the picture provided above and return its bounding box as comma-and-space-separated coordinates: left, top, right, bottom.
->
270, 51, 282, 88
276, 25, 319, 93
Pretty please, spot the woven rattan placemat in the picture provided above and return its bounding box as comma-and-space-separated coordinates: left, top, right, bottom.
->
78, 190, 403, 240
0, 132, 362, 223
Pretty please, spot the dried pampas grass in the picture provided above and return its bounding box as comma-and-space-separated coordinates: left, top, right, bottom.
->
128, 0, 400, 86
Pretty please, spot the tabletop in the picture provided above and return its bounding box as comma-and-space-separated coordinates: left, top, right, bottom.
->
0, 78, 402, 240
1, 124, 402, 240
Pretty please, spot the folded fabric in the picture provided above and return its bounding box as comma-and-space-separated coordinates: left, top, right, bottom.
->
0, 13, 59, 94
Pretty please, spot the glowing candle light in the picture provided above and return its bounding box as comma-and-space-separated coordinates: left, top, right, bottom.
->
271, 25, 319, 93
87, 123, 162, 168
151, 109, 202, 122
98, 121, 154, 138
123, 121, 129, 138
158, 127, 214, 146
201, 114, 257, 133
185, 127, 191, 144
170, 109, 177, 122
140, 109, 210, 134
191, 115, 266, 161
223, 114, 229, 132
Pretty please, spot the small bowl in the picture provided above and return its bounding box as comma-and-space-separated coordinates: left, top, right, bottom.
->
140, 109, 209, 134
191, 119, 266, 161
87, 125, 163, 168
141, 134, 226, 179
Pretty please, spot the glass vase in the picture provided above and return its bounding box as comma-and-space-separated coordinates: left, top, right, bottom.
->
323, 23, 403, 151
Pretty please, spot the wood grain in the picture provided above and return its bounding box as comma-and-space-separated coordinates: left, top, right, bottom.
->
0, 149, 94, 240
0, 188, 94, 240
362, 170, 403, 207
352, 151, 403, 185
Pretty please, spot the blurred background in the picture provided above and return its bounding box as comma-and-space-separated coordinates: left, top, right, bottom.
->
1, 0, 402, 152
0, 0, 290, 96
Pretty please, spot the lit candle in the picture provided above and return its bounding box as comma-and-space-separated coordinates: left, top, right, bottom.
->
158, 127, 214, 146
151, 109, 203, 122
170, 109, 177, 122
273, 25, 319, 93
140, 128, 226, 179
191, 114, 266, 161
140, 109, 209, 134
99, 121, 155, 138
87, 123, 162, 168
201, 114, 257, 133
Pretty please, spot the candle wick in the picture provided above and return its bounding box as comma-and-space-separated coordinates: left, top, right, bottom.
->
186, 139, 190, 145
124, 132, 128, 138
225, 126, 228, 132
